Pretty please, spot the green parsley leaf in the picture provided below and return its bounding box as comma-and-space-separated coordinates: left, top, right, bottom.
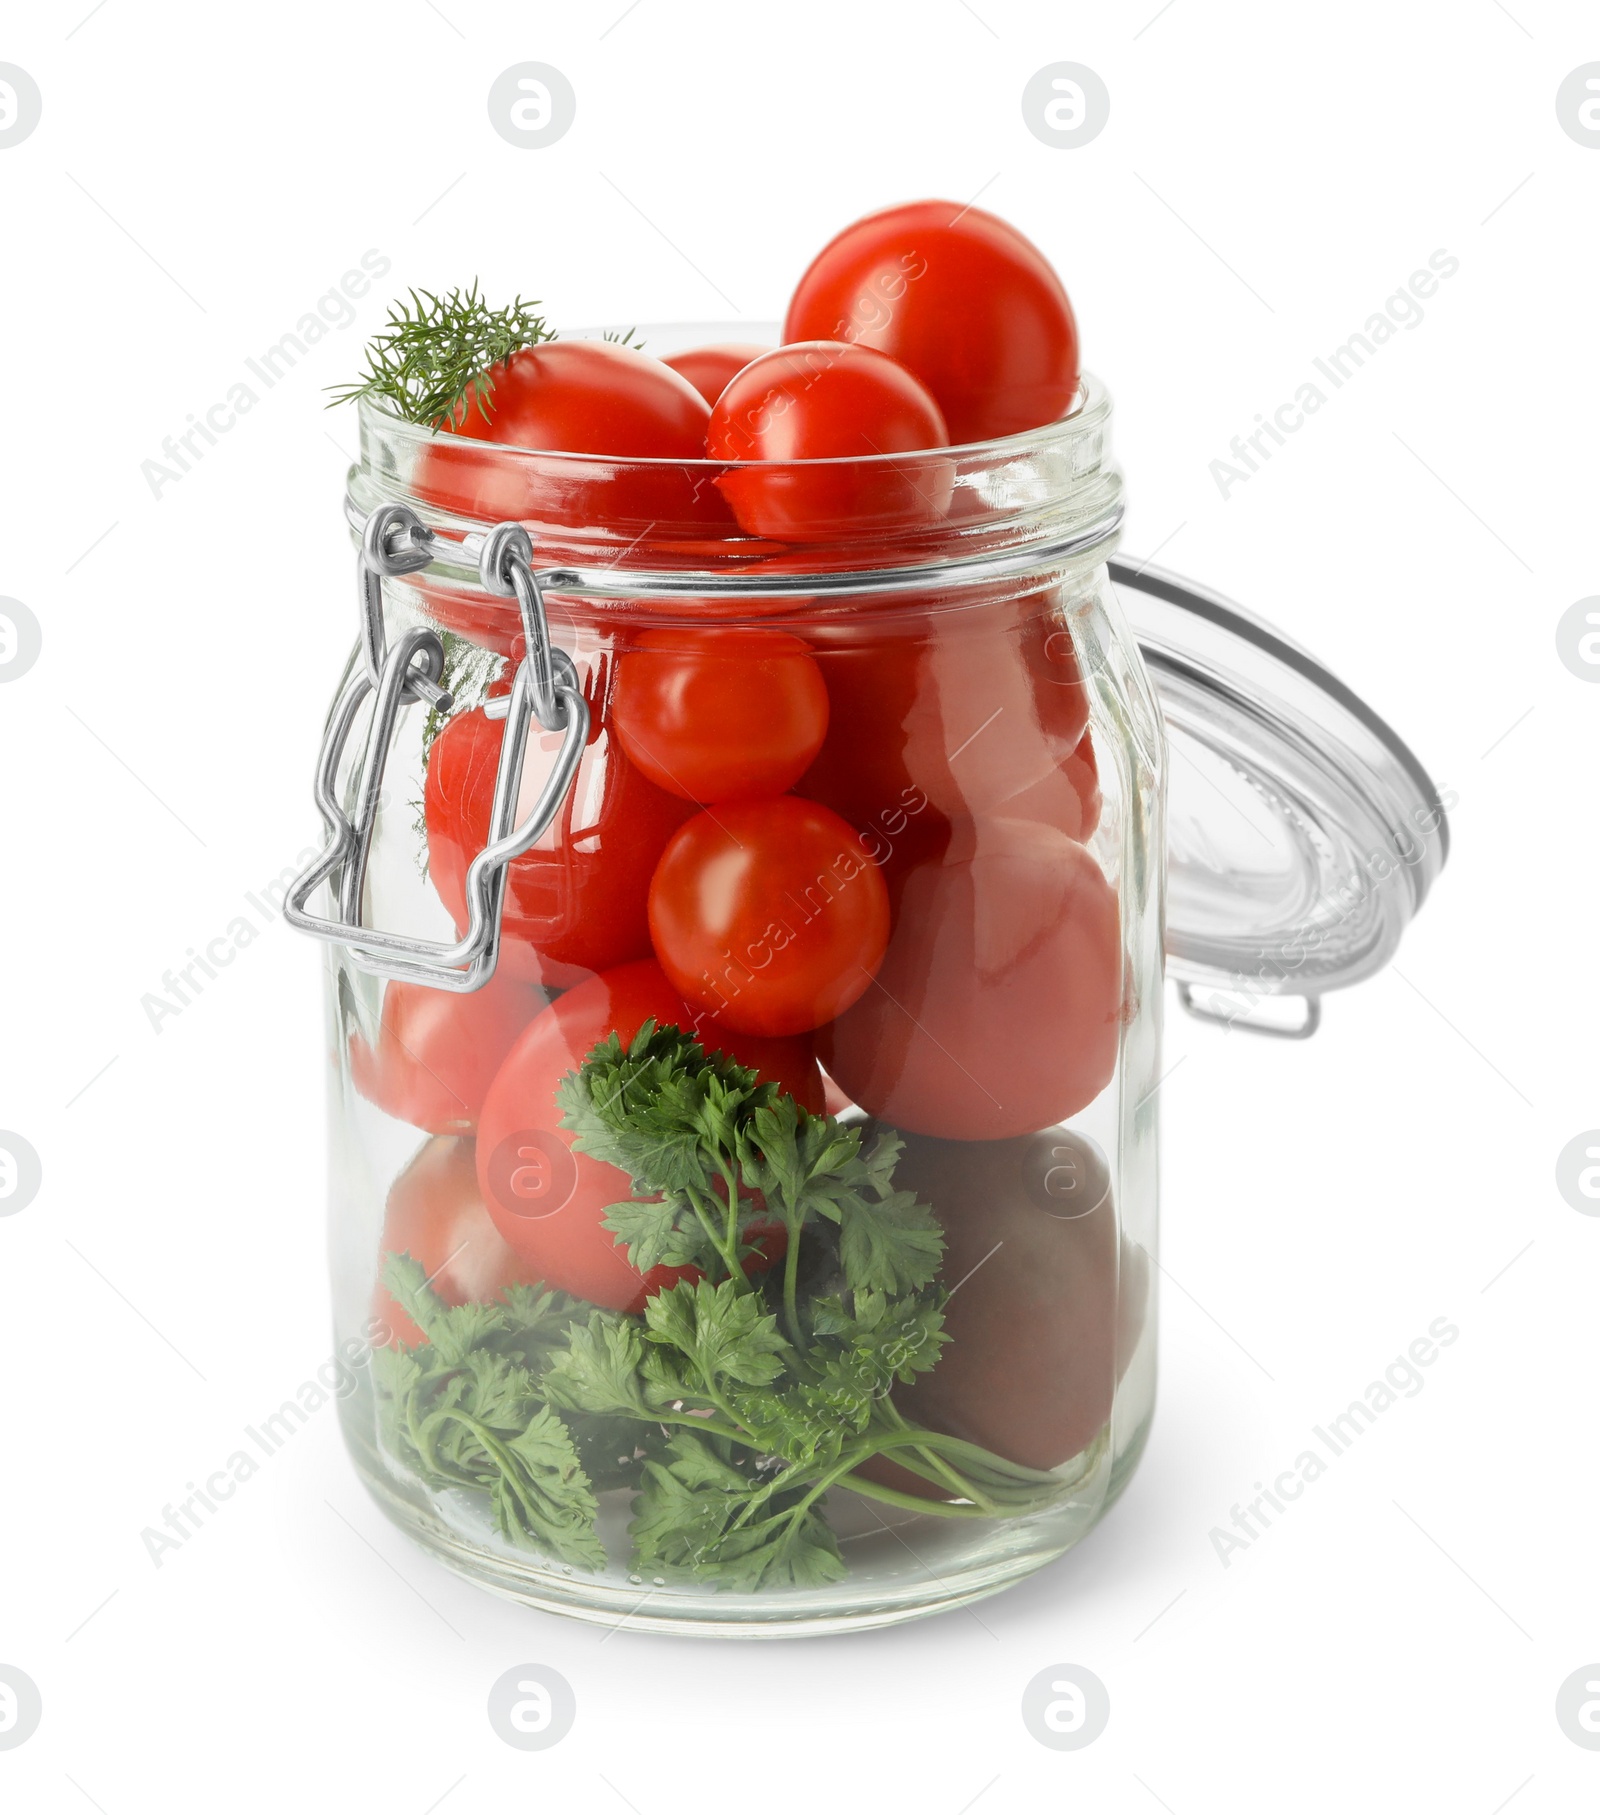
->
810, 1290, 949, 1386
542, 1312, 654, 1419
629, 1432, 846, 1591
600, 1193, 718, 1275
491, 1405, 607, 1569
643, 1278, 791, 1393
836, 1190, 945, 1296
738, 1110, 943, 1297
558, 1022, 773, 1197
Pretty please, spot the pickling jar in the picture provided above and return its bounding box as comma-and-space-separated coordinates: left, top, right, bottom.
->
287, 324, 1447, 1636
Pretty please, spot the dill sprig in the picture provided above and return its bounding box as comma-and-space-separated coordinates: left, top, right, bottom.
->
327, 283, 554, 430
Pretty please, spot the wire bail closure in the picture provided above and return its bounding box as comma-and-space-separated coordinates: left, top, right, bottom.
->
283, 504, 589, 993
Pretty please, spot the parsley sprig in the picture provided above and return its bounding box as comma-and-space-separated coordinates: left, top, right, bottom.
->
558, 1023, 945, 1347
371, 1274, 612, 1570
372, 1024, 1071, 1590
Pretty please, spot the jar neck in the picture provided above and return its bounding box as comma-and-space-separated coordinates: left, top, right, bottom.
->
346, 373, 1124, 613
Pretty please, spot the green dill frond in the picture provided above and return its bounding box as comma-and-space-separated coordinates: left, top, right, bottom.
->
327, 283, 554, 429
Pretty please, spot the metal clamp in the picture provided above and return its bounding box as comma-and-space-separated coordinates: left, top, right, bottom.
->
283, 504, 589, 993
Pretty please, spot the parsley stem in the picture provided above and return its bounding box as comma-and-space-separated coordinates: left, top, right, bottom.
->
833, 1472, 998, 1519
683, 1184, 750, 1291
714, 1154, 742, 1267
653, 1411, 745, 1443
780, 1215, 806, 1351
863, 1421, 1062, 1486
781, 1442, 878, 1531
852, 1426, 1068, 1512
767, 1426, 1032, 1538
848, 1429, 1002, 1516
877, 1401, 985, 1503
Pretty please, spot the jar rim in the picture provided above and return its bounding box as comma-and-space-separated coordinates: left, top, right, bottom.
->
354, 368, 1111, 470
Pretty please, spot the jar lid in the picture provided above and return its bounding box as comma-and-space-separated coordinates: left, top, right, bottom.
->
1111, 559, 1449, 1038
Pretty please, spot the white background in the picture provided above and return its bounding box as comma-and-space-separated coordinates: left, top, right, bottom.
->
1, 2, 1594, 1810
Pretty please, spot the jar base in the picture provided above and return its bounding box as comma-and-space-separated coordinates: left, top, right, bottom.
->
341, 1401, 1141, 1639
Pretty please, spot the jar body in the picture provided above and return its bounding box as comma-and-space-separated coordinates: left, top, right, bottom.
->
321, 372, 1164, 1635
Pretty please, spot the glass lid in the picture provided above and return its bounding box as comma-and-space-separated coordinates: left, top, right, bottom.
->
1111, 559, 1449, 1038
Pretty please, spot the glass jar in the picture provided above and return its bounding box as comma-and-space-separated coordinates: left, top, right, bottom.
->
288, 324, 1447, 1636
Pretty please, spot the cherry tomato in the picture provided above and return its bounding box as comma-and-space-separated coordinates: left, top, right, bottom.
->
661, 342, 770, 405
797, 586, 1089, 830
821, 818, 1121, 1139
1066, 728, 1102, 838
477, 960, 821, 1310
995, 726, 1102, 841
349, 971, 548, 1133
373, 1135, 544, 1347
649, 797, 890, 1037
610, 628, 829, 804
708, 342, 951, 543
411, 339, 730, 531
424, 680, 695, 986
783, 201, 1080, 444
858, 1130, 1147, 1487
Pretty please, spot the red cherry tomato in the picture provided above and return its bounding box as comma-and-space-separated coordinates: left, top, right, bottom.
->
797, 586, 1089, 832
1066, 728, 1102, 838
424, 686, 694, 986
610, 628, 830, 804
373, 1135, 543, 1347
783, 201, 1080, 443
821, 818, 1121, 1139
995, 726, 1102, 842
411, 339, 729, 531
661, 342, 770, 405
477, 960, 821, 1310
708, 341, 951, 543
648, 796, 890, 1037
349, 971, 548, 1133
858, 1131, 1147, 1490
